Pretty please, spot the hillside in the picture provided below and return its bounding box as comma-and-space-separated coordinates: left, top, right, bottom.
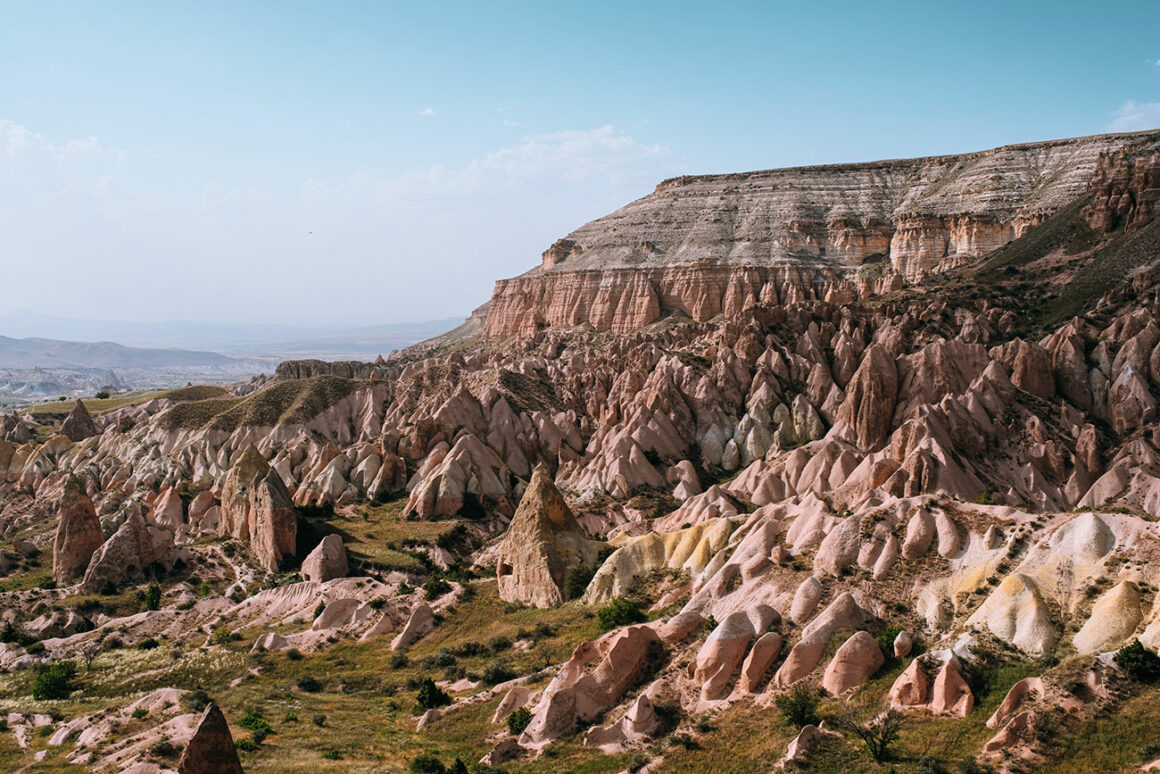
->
0, 131, 1160, 774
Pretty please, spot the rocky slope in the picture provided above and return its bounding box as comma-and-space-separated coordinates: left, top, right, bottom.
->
0, 131, 1160, 773
485, 129, 1160, 337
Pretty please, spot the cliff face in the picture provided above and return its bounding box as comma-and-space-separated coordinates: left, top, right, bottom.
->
484, 130, 1160, 338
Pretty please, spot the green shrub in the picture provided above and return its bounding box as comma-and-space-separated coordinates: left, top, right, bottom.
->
282, 712, 298, 723
837, 709, 904, 763
1115, 640, 1160, 682
312, 714, 327, 727
98, 580, 118, 596
389, 651, 409, 669
972, 492, 996, 505
131, 707, 149, 720
144, 584, 161, 611
297, 675, 322, 693
213, 629, 235, 645
286, 648, 303, 661
775, 684, 820, 728
506, 706, 533, 735
235, 736, 259, 752
410, 753, 445, 773
480, 658, 516, 685
597, 596, 646, 630
414, 677, 451, 713
26, 641, 46, 655
32, 661, 78, 700
136, 637, 160, 650
150, 738, 177, 757
488, 635, 512, 652
238, 710, 274, 742
565, 563, 597, 600
321, 749, 342, 760
424, 576, 452, 600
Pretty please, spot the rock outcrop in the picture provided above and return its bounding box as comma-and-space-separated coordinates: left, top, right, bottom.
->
301, 534, 348, 583
220, 445, 298, 572
60, 400, 99, 442
497, 464, 599, 608
177, 702, 244, 774
52, 475, 103, 583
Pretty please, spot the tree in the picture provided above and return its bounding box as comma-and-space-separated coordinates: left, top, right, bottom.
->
837, 709, 905, 763
144, 584, 161, 611
414, 677, 451, 713
32, 660, 78, 700
507, 706, 533, 735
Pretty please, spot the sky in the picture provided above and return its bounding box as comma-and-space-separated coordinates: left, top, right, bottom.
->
1, 0, 1159, 327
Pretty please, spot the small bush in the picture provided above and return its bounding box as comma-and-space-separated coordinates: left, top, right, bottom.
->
131, 707, 149, 720
424, 576, 452, 600
597, 596, 646, 630
286, 648, 303, 661
507, 706, 533, 735
32, 661, 78, 701
410, 753, 446, 773
98, 580, 118, 596
183, 689, 210, 712
775, 684, 820, 728
321, 749, 342, 760
282, 712, 298, 723
877, 625, 904, 656
238, 710, 274, 742
488, 635, 512, 653
1115, 640, 1160, 682
389, 651, 409, 669
235, 736, 259, 752
95, 390, 110, 399
565, 563, 597, 600
297, 675, 322, 693
837, 709, 904, 763
150, 738, 177, 758
973, 492, 996, 505
414, 677, 451, 712
312, 714, 327, 727
137, 637, 160, 650
481, 659, 516, 685
213, 629, 236, 645
26, 641, 46, 655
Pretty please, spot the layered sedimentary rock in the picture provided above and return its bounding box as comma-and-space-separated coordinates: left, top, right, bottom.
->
484, 130, 1159, 338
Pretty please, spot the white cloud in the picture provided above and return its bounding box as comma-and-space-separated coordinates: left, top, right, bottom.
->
1108, 100, 1160, 132
417, 107, 435, 116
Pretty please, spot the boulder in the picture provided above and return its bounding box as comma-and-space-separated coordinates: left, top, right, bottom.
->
888, 658, 929, 707
821, 630, 884, 695
929, 658, 974, 716
391, 603, 435, 651
301, 534, 348, 583
893, 630, 914, 659
966, 574, 1057, 654
497, 464, 599, 608
80, 512, 174, 593
220, 445, 298, 572
691, 606, 777, 701
60, 399, 99, 442
520, 624, 660, 749
52, 475, 103, 584
737, 632, 783, 694
177, 703, 244, 774
1073, 581, 1144, 655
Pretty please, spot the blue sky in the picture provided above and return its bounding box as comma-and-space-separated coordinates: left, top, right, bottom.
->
1, 0, 1158, 326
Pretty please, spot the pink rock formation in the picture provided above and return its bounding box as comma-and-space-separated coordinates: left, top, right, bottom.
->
220, 445, 297, 572
821, 630, 884, 696
52, 475, 103, 583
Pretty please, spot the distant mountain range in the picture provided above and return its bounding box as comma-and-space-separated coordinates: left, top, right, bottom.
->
0, 336, 238, 369
0, 310, 464, 360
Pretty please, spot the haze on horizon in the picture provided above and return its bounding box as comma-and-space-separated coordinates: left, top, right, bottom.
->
1, 0, 1158, 329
